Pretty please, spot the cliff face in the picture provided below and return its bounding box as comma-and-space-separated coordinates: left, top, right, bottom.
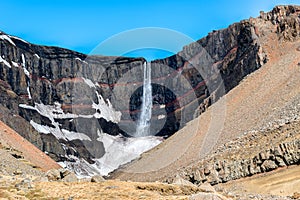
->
149, 20, 266, 133
0, 36, 145, 163
109, 5, 300, 183
3, 6, 298, 174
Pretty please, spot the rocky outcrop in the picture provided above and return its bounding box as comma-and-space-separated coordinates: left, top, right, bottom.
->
183, 139, 300, 185
259, 5, 300, 41
167, 119, 300, 186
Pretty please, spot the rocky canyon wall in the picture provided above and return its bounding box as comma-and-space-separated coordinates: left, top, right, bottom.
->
5, 5, 298, 166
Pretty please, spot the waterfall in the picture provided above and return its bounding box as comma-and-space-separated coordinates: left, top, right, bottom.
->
135, 62, 152, 137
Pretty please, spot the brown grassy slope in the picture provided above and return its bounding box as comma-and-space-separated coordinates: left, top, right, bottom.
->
111, 14, 300, 182
0, 120, 61, 171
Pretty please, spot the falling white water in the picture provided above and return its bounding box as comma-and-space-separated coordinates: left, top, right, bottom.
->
136, 62, 152, 137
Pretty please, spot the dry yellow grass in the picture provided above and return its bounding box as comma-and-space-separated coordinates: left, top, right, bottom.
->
0, 177, 230, 200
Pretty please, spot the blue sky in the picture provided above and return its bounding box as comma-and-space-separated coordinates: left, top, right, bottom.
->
1, 0, 299, 60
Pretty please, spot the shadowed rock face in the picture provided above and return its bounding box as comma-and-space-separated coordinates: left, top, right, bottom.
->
8, 6, 300, 165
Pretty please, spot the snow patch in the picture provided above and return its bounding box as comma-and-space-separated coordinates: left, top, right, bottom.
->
30, 120, 51, 134
21, 54, 25, 66
61, 129, 92, 141
29, 120, 65, 139
27, 86, 32, 99
30, 119, 91, 142
61, 158, 102, 178
160, 104, 166, 108
75, 57, 88, 64
19, 100, 120, 140
19, 100, 121, 123
19, 104, 35, 110
34, 54, 40, 59
60, 132, 163, 177
57, 162, 67, 168
82, 77, 96, 88
24, 68, 30, 77
96, 129, 114, 149
20, 102, 77, 120
0, 35, 16, 46
11, 61, 19, 67
20, 103, 66, 139
93, 91, 121, 123
20, 54, 31, 98
158, 114, 165, 120
94, 133, 162, 176
21, 54, 30, 77
0, 56, 12, 68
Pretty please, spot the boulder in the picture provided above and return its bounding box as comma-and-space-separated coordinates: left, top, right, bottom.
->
46, 169, 61, 181
15, 178, 34, 191
62, 172, 78, 182
275, 156, 286, 167
172, 175, 195, 187
198, 182, 216, 193
91, 175, 105, 182
261, 160, 277, 172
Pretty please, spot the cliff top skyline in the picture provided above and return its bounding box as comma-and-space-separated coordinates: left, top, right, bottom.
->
1, 0, 299, 60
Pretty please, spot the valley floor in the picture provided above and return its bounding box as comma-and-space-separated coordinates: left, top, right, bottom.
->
0, 176, 229, 200
1, 168, 299, 200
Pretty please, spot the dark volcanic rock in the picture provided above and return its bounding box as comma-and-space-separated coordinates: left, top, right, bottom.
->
150, 20, 267, 130
0, 34, 147, 163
